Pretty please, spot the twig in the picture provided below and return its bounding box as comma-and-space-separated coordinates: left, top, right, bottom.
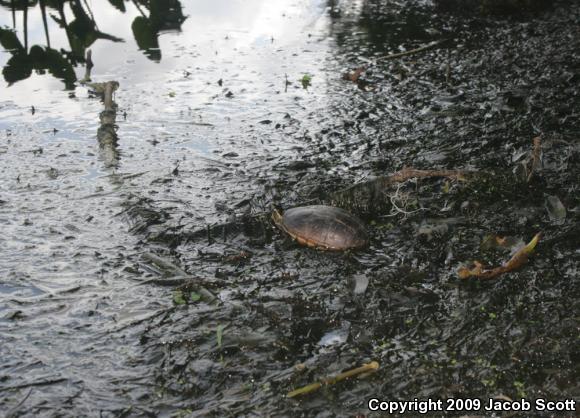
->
331, 167, 470, 201
0, 378, 67, 392
377, 39, 448, 61
132, 276, 189, 287
383, 167, 468, 184
5, 388, 32, 418
140, 253, 218, 303
343, 40, 449, 83
113, 306, 176, 333
142, 252, 188, 276
287, 361, 379, 398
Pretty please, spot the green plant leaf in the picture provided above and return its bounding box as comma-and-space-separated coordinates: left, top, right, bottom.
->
216, 324, 224, 349
173, 290, 186, 305
300, 74, 312, 89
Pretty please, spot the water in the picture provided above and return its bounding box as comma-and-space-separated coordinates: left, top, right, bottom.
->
1, 0, 336, 414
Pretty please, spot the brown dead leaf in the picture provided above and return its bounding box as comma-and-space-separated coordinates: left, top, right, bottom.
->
458, 233, 541, 280
495, 236, 508, 246
343, 66, 366, 83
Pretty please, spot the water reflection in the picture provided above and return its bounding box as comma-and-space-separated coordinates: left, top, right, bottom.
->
327, 0, 435, 55
131, 0, 186, 61
0, 0, 186, 87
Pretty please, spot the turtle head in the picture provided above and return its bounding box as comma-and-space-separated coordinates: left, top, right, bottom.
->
271, 206, 284, 226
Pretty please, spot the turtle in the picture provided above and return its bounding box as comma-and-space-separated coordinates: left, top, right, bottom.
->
272, 205, 369, 251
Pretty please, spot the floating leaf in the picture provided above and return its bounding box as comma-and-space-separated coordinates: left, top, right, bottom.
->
173, 290, 186, 305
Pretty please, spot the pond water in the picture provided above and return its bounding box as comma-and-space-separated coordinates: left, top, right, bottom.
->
1, 0, 579, 416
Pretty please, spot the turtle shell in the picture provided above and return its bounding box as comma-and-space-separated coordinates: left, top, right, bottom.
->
276, 205, 368, 251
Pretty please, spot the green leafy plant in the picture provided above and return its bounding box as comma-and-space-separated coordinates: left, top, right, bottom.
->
300, 74, 312, 89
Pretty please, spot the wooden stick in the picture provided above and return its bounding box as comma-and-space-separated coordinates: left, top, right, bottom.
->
0, 378, 67, 392
142, 252, 188, 276
383, 167, 469, 184
287, 361, 379, 398
140, 254, 218, 302
103, 81, 118, 112
377, 39, 448, 61
331, 167, 471, 200
344, 39, 449, 82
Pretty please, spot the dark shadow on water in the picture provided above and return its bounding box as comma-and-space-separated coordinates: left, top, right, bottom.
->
328, 0, 436, 56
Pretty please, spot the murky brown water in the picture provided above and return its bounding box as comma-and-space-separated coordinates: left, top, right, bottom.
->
1, 0, 579, 416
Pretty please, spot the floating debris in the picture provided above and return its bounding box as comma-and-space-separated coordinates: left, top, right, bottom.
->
299, 74, 312, 89
545, 195, 566, 224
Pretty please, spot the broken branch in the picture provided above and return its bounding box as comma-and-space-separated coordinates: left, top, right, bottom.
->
287, 361, 379, 398
378, 39, 448, 61
383, 167, 469, 184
